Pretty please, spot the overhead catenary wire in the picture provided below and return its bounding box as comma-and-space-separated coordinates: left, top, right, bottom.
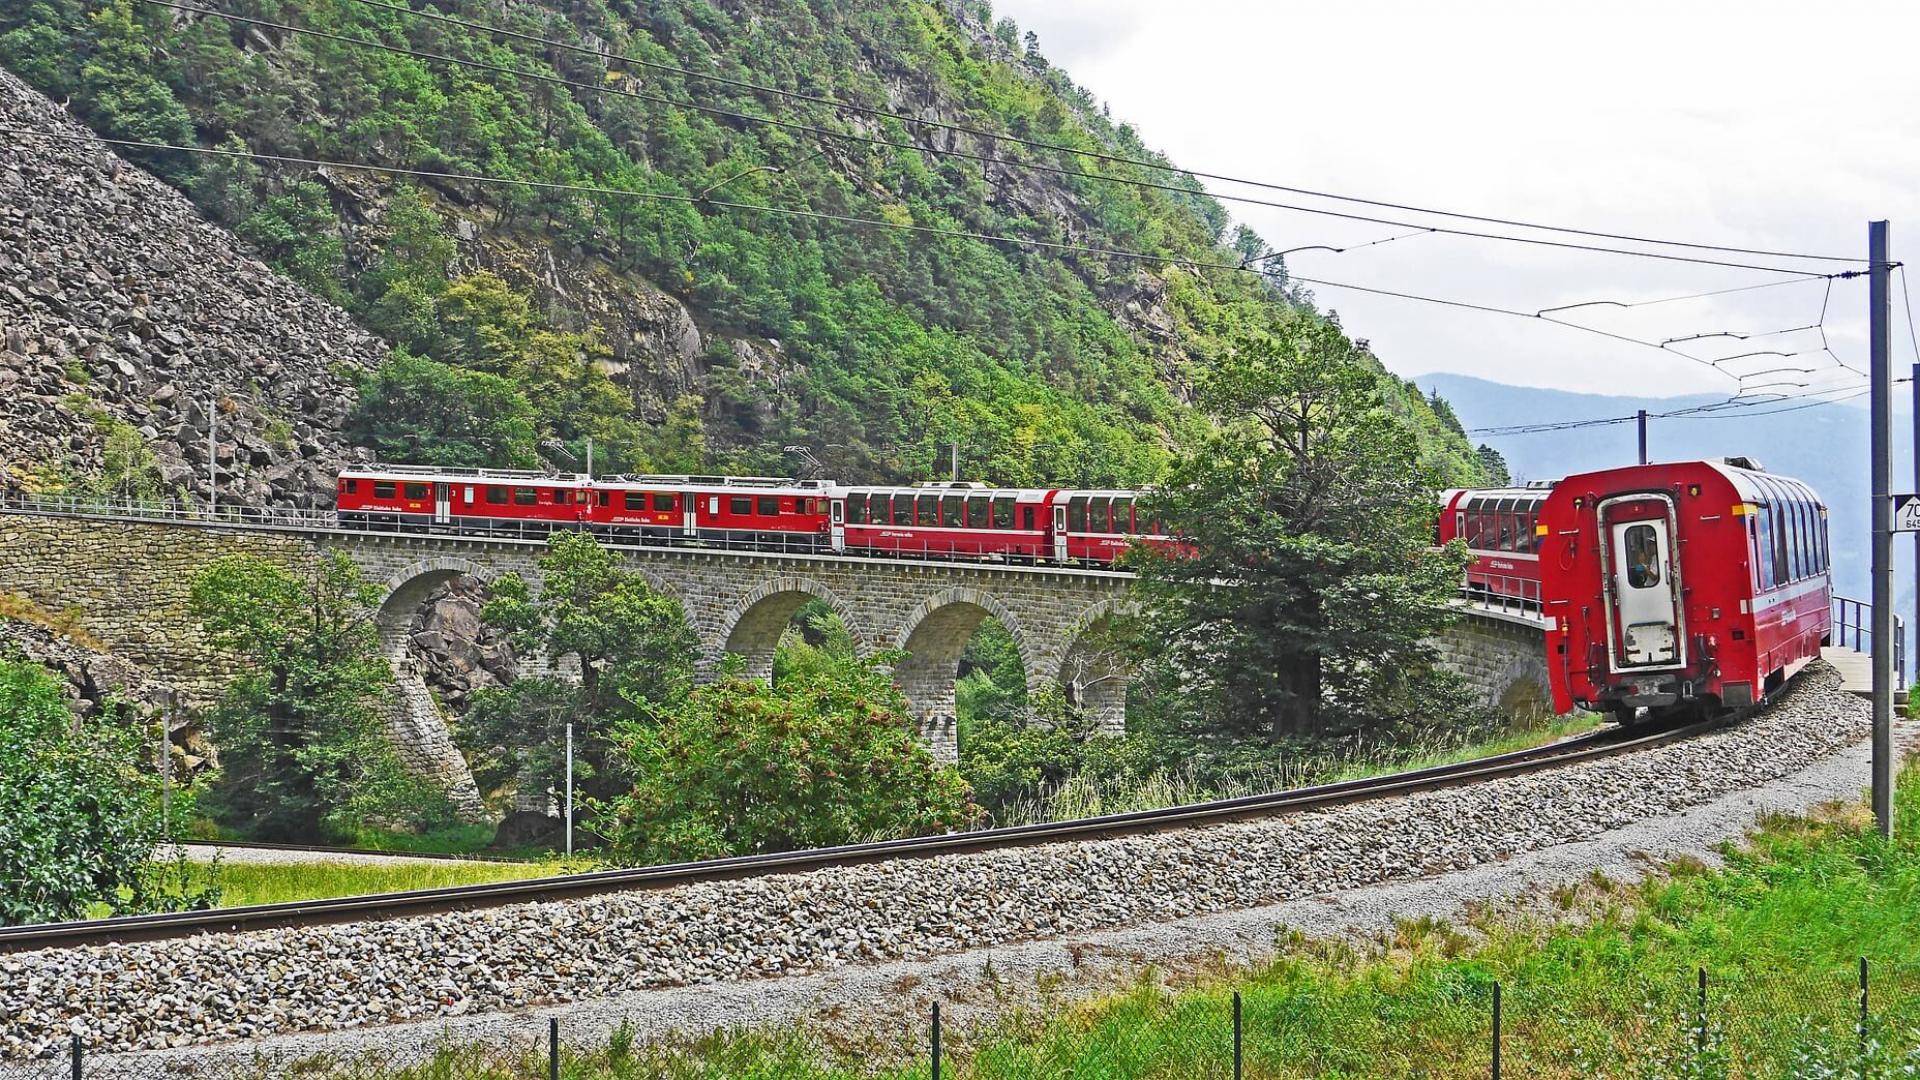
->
0, 124, 1746, 375
333, 0, 1868, 266
138, 0, 1838, 278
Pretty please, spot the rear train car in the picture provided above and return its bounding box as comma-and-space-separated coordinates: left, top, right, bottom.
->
1536, 459, 1831, 719
1436, 486, 1552, 608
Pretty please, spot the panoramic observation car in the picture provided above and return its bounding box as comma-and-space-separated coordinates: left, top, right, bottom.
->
1436, 484, 1555, 608
333, 467, 1182, 566
1534, 458, 1831, 720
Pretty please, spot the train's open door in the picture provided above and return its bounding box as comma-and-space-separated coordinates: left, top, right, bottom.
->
829, 498, 846, 553
1052, 504, 1068, 563
1599, 496, 1684, 670
432, 482, 452, 526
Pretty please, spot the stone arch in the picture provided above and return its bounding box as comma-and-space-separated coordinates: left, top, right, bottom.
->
714, 576, 864, 683
368, 555, 495, 819
1057, 597, 1141, 735
891, 587, 1035, 763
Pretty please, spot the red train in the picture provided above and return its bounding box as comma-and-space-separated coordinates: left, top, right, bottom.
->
1445, 459, 1832, 720
333, 466, 1179, 566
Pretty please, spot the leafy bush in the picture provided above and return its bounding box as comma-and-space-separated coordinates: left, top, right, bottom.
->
597, 652, 979, 863
0, 659, 196, 925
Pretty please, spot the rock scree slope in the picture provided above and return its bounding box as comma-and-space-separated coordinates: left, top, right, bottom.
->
0, 67, 380, 507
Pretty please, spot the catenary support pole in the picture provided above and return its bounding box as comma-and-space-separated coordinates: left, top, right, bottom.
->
207, 394, 217, 514
1871, 220, 1894, 838
564, 722, 574, 859
1912, 362, 1918, 691
1637, 409, 1648, 464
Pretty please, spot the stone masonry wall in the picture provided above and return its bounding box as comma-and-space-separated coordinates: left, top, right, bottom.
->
1431, 606, 1554, 719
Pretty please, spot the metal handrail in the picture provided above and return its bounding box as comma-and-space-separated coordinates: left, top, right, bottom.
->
1457, 571, 1543, 616
0, 494, 1132, 574
1832, 594, 1907, 688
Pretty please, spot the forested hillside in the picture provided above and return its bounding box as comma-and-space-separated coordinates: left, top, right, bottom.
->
1, 0, 1481, 488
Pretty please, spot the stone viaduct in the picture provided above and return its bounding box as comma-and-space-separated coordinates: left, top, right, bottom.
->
0, 507, 1553, 816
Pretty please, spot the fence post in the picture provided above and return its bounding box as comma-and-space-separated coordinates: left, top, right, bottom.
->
1860, 956, 1871, 1056
1233, 990, 1243, 1080
548, 1016, 560, 1080
931, 1002, 942, 1080
1695, 968, 1708, 1053
1491, 982, 1502, 1080
70, 1033, 81, 1080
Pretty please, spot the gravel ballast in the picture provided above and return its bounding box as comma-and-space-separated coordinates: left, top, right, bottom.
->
0, 665, 1869, 1059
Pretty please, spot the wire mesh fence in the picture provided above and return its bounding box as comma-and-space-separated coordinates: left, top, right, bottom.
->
3, 960, 1919, 1078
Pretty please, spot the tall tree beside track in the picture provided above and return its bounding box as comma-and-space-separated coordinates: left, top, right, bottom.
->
465, 532, 699, 817
1133, 321, 1472, 740
190, 553, 448, 840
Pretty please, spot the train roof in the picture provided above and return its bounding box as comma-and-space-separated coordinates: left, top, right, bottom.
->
343, 464, 585, 482
591, 474, 834, 496
1551, 459, 1824, 508
847, 485, 1054, 502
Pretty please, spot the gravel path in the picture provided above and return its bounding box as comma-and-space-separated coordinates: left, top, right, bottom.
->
0, 665, 1870, 1061
165, 845, 504, 868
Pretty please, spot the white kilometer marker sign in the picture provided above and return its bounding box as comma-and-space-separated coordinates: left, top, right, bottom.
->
1894, 494, 1920, 534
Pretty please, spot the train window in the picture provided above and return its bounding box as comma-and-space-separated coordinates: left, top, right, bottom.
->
894, 497, 913, 525
344, 479, 359, 494
1772, 507, 1790, 586
373, 481, 396, 499
1752, 511, 1772, 591
1067, 497, 1088, 532
514, 488, 537, 506
917, 494, 938, 525
654, 493, 678, 513
1115, 498, 1135, 532
403, 483, 429, 500
941, 496, 964, 527
968, 497, 990, 528
1624, 525, 1661, 589
484, 486, 507, 505
1022, 506, 1036, 530
846, 494, 867, 524
993, 497, 1014, 528
757, 496, 780, 516
623, 492, 646, 511
729, 496, 752, 516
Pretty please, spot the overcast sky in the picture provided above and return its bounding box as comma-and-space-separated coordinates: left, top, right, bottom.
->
991, 0, 1920, 403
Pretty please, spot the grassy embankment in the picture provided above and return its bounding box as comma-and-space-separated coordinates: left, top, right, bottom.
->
274, 759, 1920, 1079
205, 858, 567, 908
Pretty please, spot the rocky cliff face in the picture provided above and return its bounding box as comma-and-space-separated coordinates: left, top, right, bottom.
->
0, 68, 381, 508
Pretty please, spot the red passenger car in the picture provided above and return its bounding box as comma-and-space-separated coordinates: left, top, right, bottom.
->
842, 483, 1053, 560
337, 466, 587, 532
1535, 459, 1831, 719
583, 476, 833, 551
1436, 485, 1552, 608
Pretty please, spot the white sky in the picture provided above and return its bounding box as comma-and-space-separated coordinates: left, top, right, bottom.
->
991, 0, 1920, 398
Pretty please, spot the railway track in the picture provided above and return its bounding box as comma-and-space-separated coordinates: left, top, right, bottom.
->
0, 717, 1718, 954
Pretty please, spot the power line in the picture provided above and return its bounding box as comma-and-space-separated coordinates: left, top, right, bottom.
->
1466, 375, 1878, 435
141, 0, 1836, 278
335, 0, 1869, 266
1, 124, 1741, 376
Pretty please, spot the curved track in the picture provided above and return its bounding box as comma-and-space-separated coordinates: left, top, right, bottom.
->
0, 718, 1717, 953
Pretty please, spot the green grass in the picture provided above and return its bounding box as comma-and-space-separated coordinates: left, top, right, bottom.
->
998, 711, 1603, 826
203, 858, 568, 908
258, 759, 1920, 1079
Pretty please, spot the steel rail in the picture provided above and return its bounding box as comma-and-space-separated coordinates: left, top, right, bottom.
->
0, 718, 1717, 952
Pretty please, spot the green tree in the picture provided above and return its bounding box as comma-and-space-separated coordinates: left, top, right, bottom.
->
346, 351, 542, 468
1133, 321, 1470, 739
190, 553, 446, 840
597, 651, 979, 863
0, 659, 176, 925
1477, 443, 1512, 486
74, 0, 196, 182
471, 533, 698, 814
87, 418, 163, 502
